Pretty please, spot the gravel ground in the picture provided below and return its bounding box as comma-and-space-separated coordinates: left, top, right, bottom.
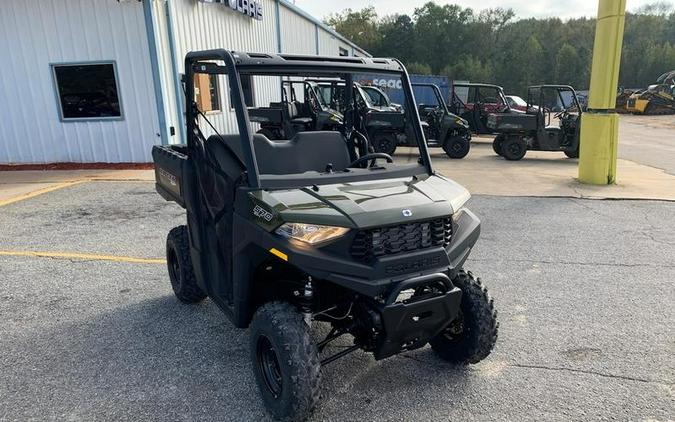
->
0, 181, 673, 421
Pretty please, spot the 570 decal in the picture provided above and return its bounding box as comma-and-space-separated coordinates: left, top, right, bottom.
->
253, 205, 274, 222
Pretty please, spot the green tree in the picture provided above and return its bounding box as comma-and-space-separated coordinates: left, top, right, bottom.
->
554, 43, 584, 86
405, 62, 432, 75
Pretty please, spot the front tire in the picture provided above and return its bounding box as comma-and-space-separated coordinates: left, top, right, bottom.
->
501, 136, 527, 161
430, 270, 498, 364
443, 135, 470, 159
372, 134, 397, 155
250, 302, 321, 421
492, 135, 505, 156
166, 226, 206, 303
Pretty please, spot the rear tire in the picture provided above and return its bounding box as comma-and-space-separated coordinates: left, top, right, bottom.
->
501, 136, 527, 161
372, 134, 397, 156
492, 135, 505, 156
430, 270, 498, 364
250, 302, 321, 422
443, 136, 470, 159
564, 146, 579, 159
166, 226, 206, 303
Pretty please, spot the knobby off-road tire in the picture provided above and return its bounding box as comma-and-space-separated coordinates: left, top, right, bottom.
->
501, 136, 527, 161
250, 302, 321, 422
564, 147, 579, 159
166, 226, 206, 303
443, 136, 471, 159
430, 270, 498, 364
492, 134, 505, 156
372, 134, 397, 156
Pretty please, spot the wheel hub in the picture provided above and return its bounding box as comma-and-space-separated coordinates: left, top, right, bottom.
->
256, 336, 283, 399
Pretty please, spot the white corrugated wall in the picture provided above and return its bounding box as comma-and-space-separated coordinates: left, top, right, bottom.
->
165, 0, 281, 138
279, 4, 317, 55
0, 0, 160, 164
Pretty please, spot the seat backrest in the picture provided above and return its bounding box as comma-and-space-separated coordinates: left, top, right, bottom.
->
254, 131, 350, 175
206, 131, 351, 176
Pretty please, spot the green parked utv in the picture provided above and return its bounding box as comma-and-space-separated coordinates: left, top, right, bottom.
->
488, 85, 582, 160
412, 82, 472, 159
152, 50, 498, 421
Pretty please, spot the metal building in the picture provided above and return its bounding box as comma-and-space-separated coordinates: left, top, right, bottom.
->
0, 0, 368, 164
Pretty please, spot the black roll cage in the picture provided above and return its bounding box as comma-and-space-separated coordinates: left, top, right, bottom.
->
526, 85, 582, 114
184, 50, 433, 190
412, 83, 450, 114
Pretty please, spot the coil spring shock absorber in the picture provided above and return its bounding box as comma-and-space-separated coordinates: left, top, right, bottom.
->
301, 277, 314, 326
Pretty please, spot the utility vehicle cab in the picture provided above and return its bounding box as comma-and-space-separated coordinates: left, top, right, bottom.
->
450, 82, 512, 134
250, 79, 343, 140
487, 85, 582, 160
152, 50, 497, 421
411, 82, 472, 158
311, 79, 406, 155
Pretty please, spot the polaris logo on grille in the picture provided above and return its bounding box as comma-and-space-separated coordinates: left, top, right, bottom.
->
402, 209, 413, 217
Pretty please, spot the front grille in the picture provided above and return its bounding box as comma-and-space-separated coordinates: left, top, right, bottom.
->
351, 217, 452, 262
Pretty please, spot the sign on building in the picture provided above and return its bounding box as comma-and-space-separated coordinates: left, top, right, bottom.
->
199, 0, 263, 21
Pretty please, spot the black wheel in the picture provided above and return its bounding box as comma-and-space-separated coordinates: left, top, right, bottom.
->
492, 135, 505, 156
443, 136, 470, 159
257, 128, 278, 140
166, 226, 206, 303
250, 302, 321, 421
430, 270, 498, 364
501, 136, 527, 161
564, 146, 579, 159
372, 134, 397, 155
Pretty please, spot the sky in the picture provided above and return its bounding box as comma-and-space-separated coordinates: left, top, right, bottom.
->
292, 0, 660, 20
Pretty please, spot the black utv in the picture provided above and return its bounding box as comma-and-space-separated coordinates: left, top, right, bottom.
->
412, 82, 472, 159
488, 85, 582, 161
250, 80, 343, 140
152, 50, 498, 421
314, 80, 406, 156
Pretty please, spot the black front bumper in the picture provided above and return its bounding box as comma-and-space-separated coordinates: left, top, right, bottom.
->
374, 273, 462, 360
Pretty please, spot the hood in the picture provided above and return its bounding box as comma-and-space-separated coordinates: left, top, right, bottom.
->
256, 174, 470, 229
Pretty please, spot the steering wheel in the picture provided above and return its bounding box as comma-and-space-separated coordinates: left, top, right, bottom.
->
349, 153, 394, 168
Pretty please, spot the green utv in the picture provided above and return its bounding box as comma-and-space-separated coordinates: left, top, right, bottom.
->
412, 82, 472, 159
152, 50, 498, 421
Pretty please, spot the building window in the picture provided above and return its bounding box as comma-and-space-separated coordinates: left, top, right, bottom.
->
194, 73, 221, 113
51, 62, 122, 120
230, 74, 255, 108
339, 47, 349, 57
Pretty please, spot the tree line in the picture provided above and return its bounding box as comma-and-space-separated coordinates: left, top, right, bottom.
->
326, 2, 675, 96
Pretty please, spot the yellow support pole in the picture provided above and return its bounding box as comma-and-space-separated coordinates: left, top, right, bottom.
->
578, 0, 627, 185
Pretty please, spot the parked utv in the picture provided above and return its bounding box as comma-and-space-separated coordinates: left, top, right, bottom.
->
250, 80, 343, 140
488, 85, 582, 160
449, 82, 513, 134
152, 50, 498, 421
314, 80, 406, 155
412, 82, 472, 159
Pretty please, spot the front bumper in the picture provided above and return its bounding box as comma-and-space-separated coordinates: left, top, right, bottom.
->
374, 272, 462, 360
254, 208, 481, 298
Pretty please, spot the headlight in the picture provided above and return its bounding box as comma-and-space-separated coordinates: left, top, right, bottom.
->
275, 223, 349, 245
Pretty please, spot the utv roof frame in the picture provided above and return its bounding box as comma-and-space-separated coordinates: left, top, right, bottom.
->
184, 49, 431, 190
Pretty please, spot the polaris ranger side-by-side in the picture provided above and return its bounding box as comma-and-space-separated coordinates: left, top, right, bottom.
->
488, 85, 582, 160
450, 82, 513, 134
152, 50, 498, 421
412, 82, 472, 159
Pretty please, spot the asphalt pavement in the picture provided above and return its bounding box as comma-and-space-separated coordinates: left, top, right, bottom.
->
619, 115, 675, 176
0, 181, 673, 421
